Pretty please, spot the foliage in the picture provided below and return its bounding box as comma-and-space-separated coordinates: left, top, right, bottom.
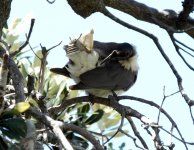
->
1, 1, 193, 149
0, 105, 27, 149
0, 18, 125, 149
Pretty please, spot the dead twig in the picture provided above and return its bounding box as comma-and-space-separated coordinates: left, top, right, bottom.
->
10, 19, 35, 57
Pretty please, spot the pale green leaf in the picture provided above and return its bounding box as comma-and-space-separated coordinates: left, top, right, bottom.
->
10, 18, 22, 30
105, 129, 129, 138
32, 50, 43, 68
13, 102, 30, 113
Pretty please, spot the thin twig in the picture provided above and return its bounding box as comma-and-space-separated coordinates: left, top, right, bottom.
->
49, 96, 154, 149
167, 32, 194, 111
179, 47, 194, 58
168, 32, 194, 71
157, 87, 180, 124
47, 41, 62, 51
38, 41, 62, 94
127, 117, 148, 149
119, 96, 189, 150
119, 129, 144, 150
157, 86, 166, 124
98, 4, 193, 107
28, 42, 41, 60
175, 38, 194, 52
28, 108, 104, 150
103, 108, 125, 145
38, 44, 48, 94
62, 123, 104, 150
189, 107, 194, 124
160, 126, 194, 145
10, 19, 35, 57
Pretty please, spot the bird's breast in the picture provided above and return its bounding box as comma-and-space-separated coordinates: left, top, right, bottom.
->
66, 50, 99, 79
119, 54, 139, 72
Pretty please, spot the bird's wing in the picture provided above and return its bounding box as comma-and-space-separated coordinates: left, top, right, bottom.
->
77, 62, 136, 90
79, 66, 115, 89
50, 66, 70, 78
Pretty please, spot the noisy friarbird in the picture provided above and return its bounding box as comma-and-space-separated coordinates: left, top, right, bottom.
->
50, 30, 138, 97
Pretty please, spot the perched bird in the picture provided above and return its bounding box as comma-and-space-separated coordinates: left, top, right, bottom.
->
50, 30, 138, 97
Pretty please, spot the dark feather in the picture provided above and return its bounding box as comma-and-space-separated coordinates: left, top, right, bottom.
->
71, 61, 137, 91
50, 66, 70, 77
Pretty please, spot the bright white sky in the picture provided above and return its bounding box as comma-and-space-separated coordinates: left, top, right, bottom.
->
9, 0, 194, 149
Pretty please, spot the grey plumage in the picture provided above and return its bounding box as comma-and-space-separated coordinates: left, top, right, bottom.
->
50, 32, 138, 97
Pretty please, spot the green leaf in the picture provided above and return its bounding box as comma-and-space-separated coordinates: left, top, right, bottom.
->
104, 115, 120, 128
66, 132, 89, 149
0, 118, 27, 140
11, 18, 22, 30
106, 129, 129, 138
47, 97, 61, 108
19, 62, 29, 79
56, 80, 68, 98
18, 58, 33, 78
76, 104, 91, 123
119, 142, 126, 150
67, 89, 78, 99
78, 104, 90, 115
0, 128, 16, 140
2, 102, 30, 117
66, 104, 78, 113
32, 50, 43, 68
13, 102, 30, 113
85, 109, 104, 125
0, 136, 8, 150
6, 34, 19, 46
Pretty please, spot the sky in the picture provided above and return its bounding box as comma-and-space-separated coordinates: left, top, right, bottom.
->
8, 0, 194, 149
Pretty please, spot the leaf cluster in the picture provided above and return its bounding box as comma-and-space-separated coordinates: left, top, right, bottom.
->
0, 18, 127, 149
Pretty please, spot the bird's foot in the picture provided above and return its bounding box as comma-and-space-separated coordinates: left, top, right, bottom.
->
108, 90, 119, 102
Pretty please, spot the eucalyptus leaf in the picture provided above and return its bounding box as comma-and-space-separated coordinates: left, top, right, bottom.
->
32, 50, 43, 68
105, 129, 129, 138
13, 102, 30, 114
85, 109, 104, 125
11, 18, 22, 30
0, 118, 27, 140
0, 136, 8, 150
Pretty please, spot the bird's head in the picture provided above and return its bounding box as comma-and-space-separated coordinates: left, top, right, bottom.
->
64, 29, 94, 55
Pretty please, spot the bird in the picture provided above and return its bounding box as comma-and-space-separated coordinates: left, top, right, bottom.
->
50, 30, 138, 97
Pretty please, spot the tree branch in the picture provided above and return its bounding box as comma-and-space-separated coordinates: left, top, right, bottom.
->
28, 109, 74, 150
48, 96, 160, 149
119, 96, 189, 149
0, 54, 9, 115
0, 0, 12, 38
0, 45, 25, 102
178, 0, 194, 22
28, 108, 104, 150
10, 19, 35, 57
95, 4, 194, 110
62, 123, 104, 150
67, 0, 194, 38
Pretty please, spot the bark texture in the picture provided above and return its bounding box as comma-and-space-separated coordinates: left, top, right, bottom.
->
0, 0, 12, 38
67, 0, 194, 38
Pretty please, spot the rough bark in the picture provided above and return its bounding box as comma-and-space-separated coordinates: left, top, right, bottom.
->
0, 0, 12, 38
67, 0, 194, 38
